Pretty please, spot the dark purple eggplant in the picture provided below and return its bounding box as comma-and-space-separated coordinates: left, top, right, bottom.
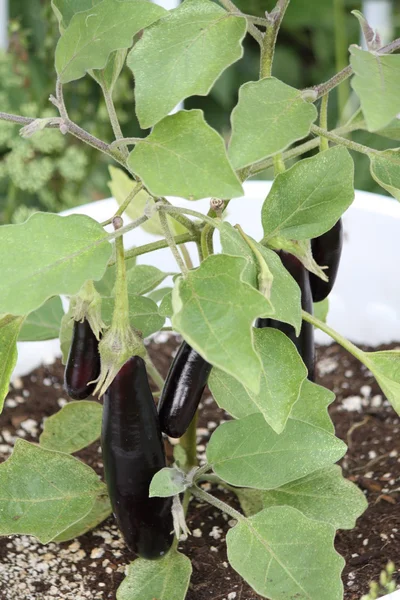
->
101, 356, 173, 560
256, 251, 315, 380
65, 319, 100, 400
158, 342, 211, 439
309, 219, 343, 302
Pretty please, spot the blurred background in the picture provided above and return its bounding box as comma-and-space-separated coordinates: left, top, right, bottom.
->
0, 0, 399, 224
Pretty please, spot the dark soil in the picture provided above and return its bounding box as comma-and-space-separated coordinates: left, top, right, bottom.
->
0, 335, 400, 600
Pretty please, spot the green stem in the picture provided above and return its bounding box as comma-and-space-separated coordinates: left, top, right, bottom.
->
180, 244, 194, 270
260, 0, 291, 79
103, 182, 143, 224
302, 310, 366, 363
116, 233, 196, 265
218, 0, 264, 45
200, 224, 215, 259
145, 356, 165, 390
319, 94, 330, 152
102, 86, 129, 159
273, 153, 286, 175
190, 485, 244, 522
159, 210, 188, 276
110, 136, 144, 149
112, 232, 129, 329
311, 124, 379, 157
159, 205, 221, 230
235, 225, 273, 296
158, 199, 200, 236
180, 411, 199, 468
334, 0, 350, 121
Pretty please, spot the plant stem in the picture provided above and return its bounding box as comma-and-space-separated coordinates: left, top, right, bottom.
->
112, 228, 129, 329
333, 0, 349, 121
158, 198, 200, 236
311, 124, 379, 157
260, 0, 290, 78
180, 412, 199, 469
145, 355, 165, 390
319, 94, 330, 152
56, 79, 69, 121
117, 233, 196, 265
200, 224, 214, 259
218, 0, 264, 45
102, 86, 129, 159
108, 214, 149, 242
302, 310, 366, 363
159, 210, 188, 276
273, 153, 286, 175
180, 244, 194, 270
159, 205, 221, 230
190, 485, 244, 522
115, 182, 144, 218
110, 136, 144, 149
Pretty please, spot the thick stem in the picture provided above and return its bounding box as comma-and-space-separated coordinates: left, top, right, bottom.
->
112, 230, 130, 329
159, 210, 188, 276
334, 0, 349, 120
260, 0, 291, 78
319, 95, 330, 152
190, 485, 244, 522
218, 0, 264, 46
200, 224, 214, 259
180, 411, 199, 469
273, 153, 286, 175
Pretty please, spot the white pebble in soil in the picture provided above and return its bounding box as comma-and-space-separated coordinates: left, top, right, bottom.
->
340, 396, 363, 412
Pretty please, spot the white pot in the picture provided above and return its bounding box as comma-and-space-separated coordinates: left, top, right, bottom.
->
13, 182, 400, 378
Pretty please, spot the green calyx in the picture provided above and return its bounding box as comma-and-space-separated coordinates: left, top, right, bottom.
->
71, 279, 106, 340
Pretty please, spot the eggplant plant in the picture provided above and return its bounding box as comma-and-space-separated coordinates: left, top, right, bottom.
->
1, 1, 400, 598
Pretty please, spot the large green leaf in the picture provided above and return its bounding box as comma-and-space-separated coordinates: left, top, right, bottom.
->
39, 401, 103, 454
126, 265, 172, 296
220, 223, 302, 332
0, 439, 105, 543
378, 119, 400, 141
117, 551, 192, 600
51, 0, 102, 29
261, 465, 367, 531
364, 350, 400, 414
128, 111, 243, 200
350, 46, 400, 132
171, 254, 273, 394
209, 328, 307, 434
229, 78, 317, 169
53, 493, 111, 542
290, 379, 335, 434
0, 315, 24, 413
262, 147, 354, 242
128, 0, 246, 128
102, 294, 165, 337
370, 149, 400, 200
227, 506, 344, 600
0, 213, 111, 316
207, 413, 346, 490
19, 296, 64, 341
55, 0, 166, 83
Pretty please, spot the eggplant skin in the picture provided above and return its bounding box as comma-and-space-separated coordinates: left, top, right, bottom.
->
65, 319, 100, 400
158, 342, 212, 438
256, 251, 315, 380
101, 356, 173, 560
309, 219, 343, 302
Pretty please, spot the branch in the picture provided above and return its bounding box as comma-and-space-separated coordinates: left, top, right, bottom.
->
218, 0, 264, 46
260, 0, 290, 78
108, 232, 197, 266
311, 124, 380, 157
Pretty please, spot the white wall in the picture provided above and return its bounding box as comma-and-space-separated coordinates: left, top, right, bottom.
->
0, 0, 8, 50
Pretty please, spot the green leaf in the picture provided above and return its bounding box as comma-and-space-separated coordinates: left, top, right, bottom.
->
94, 261, 137, 297
229, 78, 317, 169
149, 467, 187, 498
261, 465, 367, 531
159, 291, 173, 318
60, 308, 74, 365
209, 328, 307, 434
370, 149, 400, 200
147, 287, 172, 303
127, 0, 246, 128
234, 488, 265, 517
290, 379, 335, 434
117, 550, 192, 600
220, 223, 302, 332
51, 0, 102, 30
314, 298, 329, 323
0, 213, 111, 316
102, 294, 165, 337
350, 46, 400, 132
0, 315, 25, 413
171, 254, 273, 394
53, 493, 112, 542
365, 350, 400, 414
262, 147, 354, 242
55, 0, 166, 84
126, 265, 172, 296
19, 297, 64, 342
90, 49, 128, 94
127, 110, 244, 201
227, 506, 344, 600
39, 401, 103, 454
377, 118, 400, 141
0, 439, 105, 543
206, 413, 346, 490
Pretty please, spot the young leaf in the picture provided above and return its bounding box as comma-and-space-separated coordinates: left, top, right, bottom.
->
90, 49, 128, 93
209, 328, 307, 434
314, 298, 329, 323
147, 287, 172, 303
55, 0, 166, 83
364, 350, 400, 414
128, 0, 246, 128
220, 223, 302, 332
262, 147, 354, 242
102, 295, 165, 337
234, 488, 265, 517
94, 260, 136, 297
53, 493, 111, 542
350, 46, 400, 131
227, 506, 344, 600
51, 0, 102, 30
149, 467, 188, 498
159, 291, 173, 318
290, 379, 335, 434
261, 465, 367, 530
229, 78, 317, 169
39, 401, 103, 454
0, 439, 105, 543
117, 550, 192, 600
0, 213, 111, 316
370, 149, 400, 200
0, 315, 25, 413
18, 296, 64, 342
207, 413, 346, 490
127, 110, 243, 201
126, 266, 173, 296
171, 254, 274, 394
378, 118, 400, 141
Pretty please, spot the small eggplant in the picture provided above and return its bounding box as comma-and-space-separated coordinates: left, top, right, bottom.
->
309, 219, 343, 302
256, 251, 315, 380
158, 342, 212, 438
101, 356, 173, 560
65, 319, 100, 400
